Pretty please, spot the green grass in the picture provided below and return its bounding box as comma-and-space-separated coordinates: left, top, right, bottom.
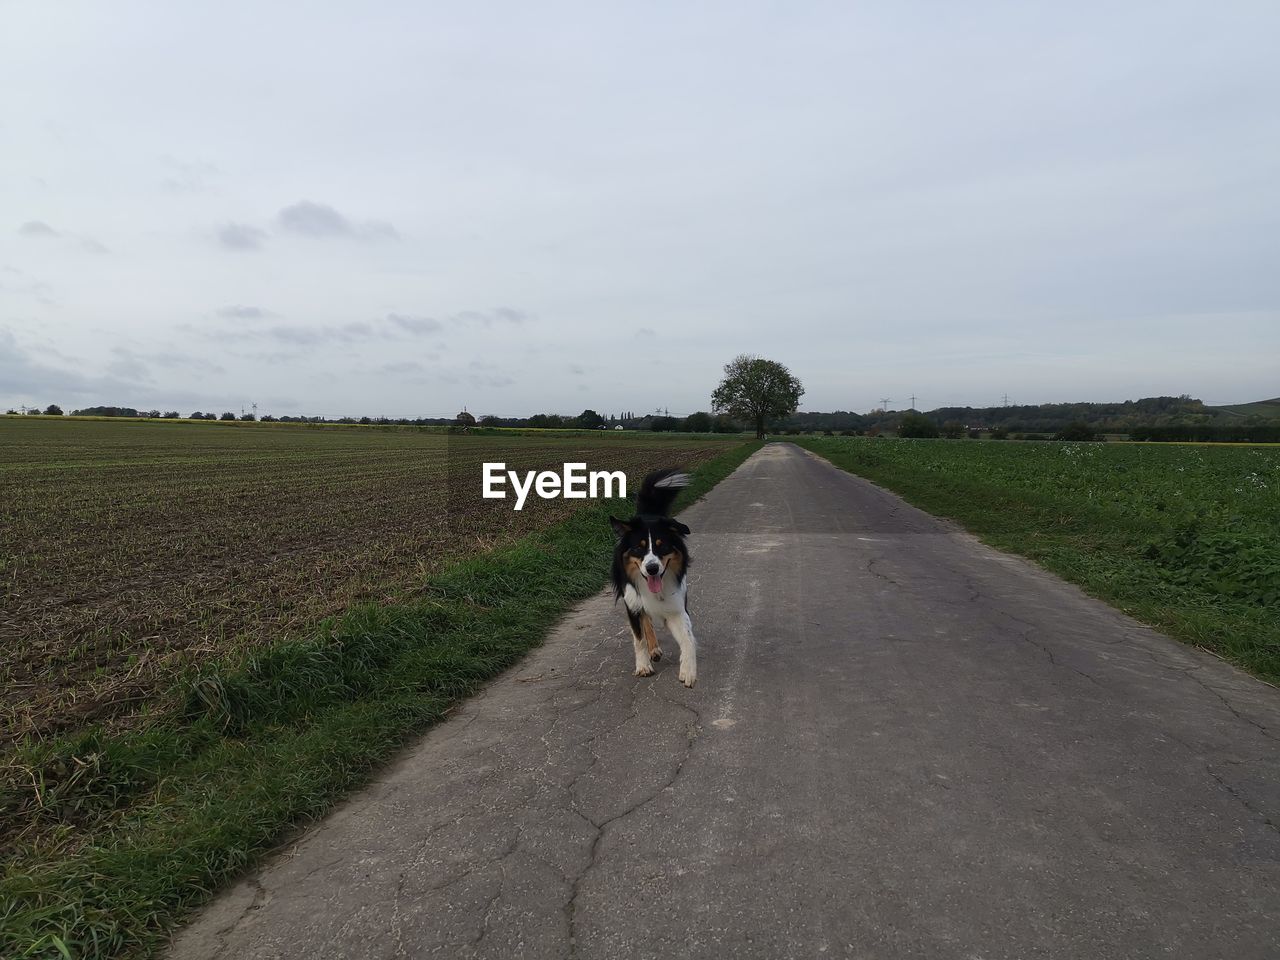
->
0, 440, 760, 960
792, 437, 1280, 683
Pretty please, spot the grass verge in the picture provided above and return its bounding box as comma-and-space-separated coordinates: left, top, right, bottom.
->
1, 441, 760, 960
791, 438, 1279, 685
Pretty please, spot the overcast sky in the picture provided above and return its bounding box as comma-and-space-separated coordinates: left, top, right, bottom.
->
2, 1, 1277, 418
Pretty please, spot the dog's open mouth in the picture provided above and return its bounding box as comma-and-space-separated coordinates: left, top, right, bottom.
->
646, 573, 663, 594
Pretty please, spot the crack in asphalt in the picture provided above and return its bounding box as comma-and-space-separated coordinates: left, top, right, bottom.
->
563, 682, 703, 958
1205, 762, 1280, 836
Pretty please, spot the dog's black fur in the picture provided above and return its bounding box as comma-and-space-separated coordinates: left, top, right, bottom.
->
609, 467, 691, 601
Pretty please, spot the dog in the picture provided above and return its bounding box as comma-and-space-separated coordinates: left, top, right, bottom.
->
610, 468, 697, 687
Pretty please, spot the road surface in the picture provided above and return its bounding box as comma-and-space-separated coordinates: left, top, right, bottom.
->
170, 443, 1280, 959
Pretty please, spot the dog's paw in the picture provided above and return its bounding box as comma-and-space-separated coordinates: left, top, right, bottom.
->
634, 665, 655, 677
651, 646, 663, 661
678, 669, 696, 688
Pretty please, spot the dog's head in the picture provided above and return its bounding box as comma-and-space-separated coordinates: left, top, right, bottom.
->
609, 515, 690, 594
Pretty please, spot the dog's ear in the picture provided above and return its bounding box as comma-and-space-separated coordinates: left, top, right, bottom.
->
609, 515, 632, 537
669, 520, 691, 536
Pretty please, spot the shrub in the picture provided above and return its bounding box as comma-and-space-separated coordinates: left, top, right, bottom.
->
898, 412, 940, 439
1053, 421, 1096, 442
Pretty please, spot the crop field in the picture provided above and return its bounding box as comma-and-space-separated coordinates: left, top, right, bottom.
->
1, 416, 756, 958
0, 417, 738, 745
795, 437, 1280, 682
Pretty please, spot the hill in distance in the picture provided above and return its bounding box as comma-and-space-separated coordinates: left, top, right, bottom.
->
1210, 398, 1280, 419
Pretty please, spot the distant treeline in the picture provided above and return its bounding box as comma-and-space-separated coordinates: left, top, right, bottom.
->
1129, 424, 1280, 443
781, 396, 1280, 436
43, 396, 1280, 440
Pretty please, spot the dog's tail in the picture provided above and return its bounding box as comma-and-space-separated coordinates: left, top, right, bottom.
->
635, 468, 690, 517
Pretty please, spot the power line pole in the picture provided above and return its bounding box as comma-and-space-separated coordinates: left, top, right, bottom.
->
1002, 393, 1010, 407
879, 397, 891, 411
909, 394, 917, 411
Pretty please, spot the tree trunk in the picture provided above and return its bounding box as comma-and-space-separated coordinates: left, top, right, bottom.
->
755, 414, 765, 439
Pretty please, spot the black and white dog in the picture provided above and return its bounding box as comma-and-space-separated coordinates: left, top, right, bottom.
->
610, 468, 697, 687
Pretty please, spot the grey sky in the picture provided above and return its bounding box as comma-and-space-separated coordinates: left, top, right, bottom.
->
2, 0, 1277, 418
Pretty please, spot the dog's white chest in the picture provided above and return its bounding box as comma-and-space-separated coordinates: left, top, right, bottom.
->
623, 580, 685, 617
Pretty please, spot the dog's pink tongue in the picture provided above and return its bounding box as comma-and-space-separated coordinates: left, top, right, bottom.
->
646, 574, 663, 594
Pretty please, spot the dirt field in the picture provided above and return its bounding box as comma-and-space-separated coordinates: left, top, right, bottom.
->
0, 417, 737, 743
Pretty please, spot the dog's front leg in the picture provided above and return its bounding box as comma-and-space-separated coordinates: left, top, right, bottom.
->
666, 612, 697, 688
626, 606, 653, 677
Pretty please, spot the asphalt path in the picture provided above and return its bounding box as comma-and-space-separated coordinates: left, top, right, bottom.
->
170, 443, 1280, 959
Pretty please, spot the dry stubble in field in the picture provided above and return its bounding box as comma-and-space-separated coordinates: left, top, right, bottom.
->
0, 418, 734, 744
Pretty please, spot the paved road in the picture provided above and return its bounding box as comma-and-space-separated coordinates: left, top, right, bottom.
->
170, 443, 1280, 959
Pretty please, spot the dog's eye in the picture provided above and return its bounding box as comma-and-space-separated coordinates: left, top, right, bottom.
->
655, 539, 662, 546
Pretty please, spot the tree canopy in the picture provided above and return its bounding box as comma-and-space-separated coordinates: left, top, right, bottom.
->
711, 354, 804, 439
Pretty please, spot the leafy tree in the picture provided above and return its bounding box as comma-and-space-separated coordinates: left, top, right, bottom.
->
650, 415, 680, 432
898, 412, 939, 438
25, 408, 40, 415
683, 411, 713, 432
240, 412, 256, 421
220, 411, 236, 421
1054, 421, 1097, 441
711, 354, 804, 439
456, 410, 476, 426
576, 409, 604, 429
941, 420, 965, 439
260, 414, 277, 422
44, 404, 63, 415
989, 427, 1009, 440
162, 411, 180, 419
191, 411, 205, 420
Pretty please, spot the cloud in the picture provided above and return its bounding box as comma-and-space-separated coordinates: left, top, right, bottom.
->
17, 221, 107, 252
469, 373, 516, 388
451, 307, 532, 327
276, 200, 399, 240
386, 312, 442, 335
216, 304, 276, 320
217, 223, 268, 250
161, 157, 221, 194
107, 354, 152, 381
18, 220, 59, 238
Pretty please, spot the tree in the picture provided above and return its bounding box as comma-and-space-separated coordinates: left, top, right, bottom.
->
650, 415, 679, 432
576, 409, 604, 429
941, 420, 965, 439
1054, 421, 1097, 441
456, 410, 476, 426
162, 411, 180, 419
239, 412, 256, 421
898, 412, 939, 438
44, 404, 63, 415
220, 411, 236, 421
683, 411, 713, 432
710, 354, 804, 439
